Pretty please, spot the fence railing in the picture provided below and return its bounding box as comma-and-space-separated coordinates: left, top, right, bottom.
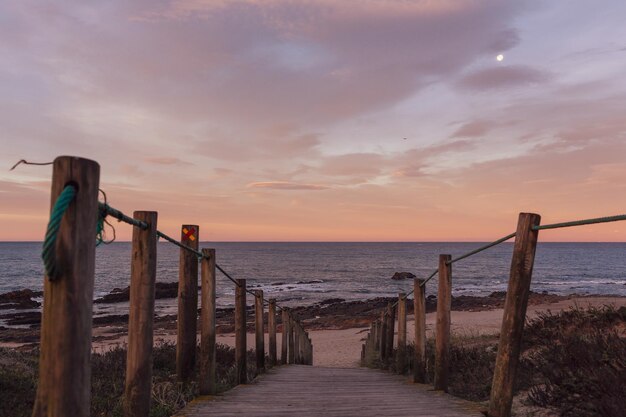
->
361, 212, 626, 417
30, 156, 313, 417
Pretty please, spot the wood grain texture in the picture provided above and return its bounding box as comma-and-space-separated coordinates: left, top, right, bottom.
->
385, 301, 395, 360
255, 290, 265, 372
413, 278, 427, 383
281, 309, 289, 365
124, 211, 158, 417
488, 213, 540, 417
379, 311, 387, 360
177, 225, 199, 382
396, 293, 406, 374
435, 254, 452, 392
288, 314, 295, 364
268, 299, 277, 367
235, 279, 247, 384
32, 156, 100, 417
175, 366, 484, 417
199, 248, 216, 395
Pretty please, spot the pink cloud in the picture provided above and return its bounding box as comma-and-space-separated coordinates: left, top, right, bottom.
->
451, 120, 493, 138
247, 181, 329, 190
458, 65, 551, 90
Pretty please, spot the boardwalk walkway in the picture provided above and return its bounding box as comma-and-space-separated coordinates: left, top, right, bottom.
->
176, 366, 484, 417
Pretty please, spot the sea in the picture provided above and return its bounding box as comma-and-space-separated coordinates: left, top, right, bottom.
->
1, 242, 625, 323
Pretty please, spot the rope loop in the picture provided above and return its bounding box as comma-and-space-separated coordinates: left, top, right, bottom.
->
42, 184, 77, 280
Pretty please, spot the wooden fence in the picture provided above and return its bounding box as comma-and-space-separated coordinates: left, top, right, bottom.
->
361, 210, 624, 417
31, 156, 313, 417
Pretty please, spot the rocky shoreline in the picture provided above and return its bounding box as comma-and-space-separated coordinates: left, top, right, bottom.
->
0, 284, 580, 348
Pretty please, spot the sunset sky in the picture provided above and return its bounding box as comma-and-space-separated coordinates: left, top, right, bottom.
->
1, 0, 626, 242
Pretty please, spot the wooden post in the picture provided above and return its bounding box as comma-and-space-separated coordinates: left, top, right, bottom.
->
413, 278, 427, 383
396, 293, 407, 374
235, 279, 247, 384
123, 211, 158, 417
294, 324, 301, 364
379, 311, 387, 360
386, 302, 395, 360
488, 213, 541, 417
199, 248, 216, 395
305, 332, 312, 365
372, 321, 379, 352
176, 224, 199, 382
434, 254, 452, 392
255, 290, 265, 372
288, 314, 295, 364
33, 156, 100, 417
281, 308, 289, 364
268, 299, 277, 367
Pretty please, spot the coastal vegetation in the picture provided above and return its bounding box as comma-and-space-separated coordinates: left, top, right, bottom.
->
366, 305, 626, 417
0, 343, 258, 417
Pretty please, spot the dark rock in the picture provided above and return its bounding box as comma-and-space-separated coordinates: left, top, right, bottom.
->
0, 311, 41, 326
391, 272, 416, 280
319, 298, 345, 305
0, 289, 42, 310
94, 281, 180, 304
93, 314, 129, 325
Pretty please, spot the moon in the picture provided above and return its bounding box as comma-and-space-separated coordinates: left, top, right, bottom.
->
496, 54, 504, 62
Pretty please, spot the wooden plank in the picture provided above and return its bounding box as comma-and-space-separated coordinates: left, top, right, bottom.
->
488, 213, 541, 417
124, 211, 158, 417
235, 279, 247, 384
176, 366, 484, 417
199, 248, 216, 395
33, 156, 100, 417
177, 224, 200, 382
435, 254, 452, 392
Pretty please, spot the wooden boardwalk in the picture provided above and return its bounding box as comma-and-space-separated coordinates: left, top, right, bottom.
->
176, 366, 484, 417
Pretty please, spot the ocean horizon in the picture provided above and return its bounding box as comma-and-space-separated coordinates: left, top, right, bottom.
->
2, 242, 624, 308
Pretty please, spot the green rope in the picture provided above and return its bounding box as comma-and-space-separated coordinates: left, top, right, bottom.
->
42, 184, 77, 280
534, 214, 626, 230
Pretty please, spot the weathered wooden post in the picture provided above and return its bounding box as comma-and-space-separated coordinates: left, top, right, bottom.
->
372, 320, 380, 352
300, 328, 306, 364
305, 332, 312, 365
268, 299, 277, 366
294, 323, 301, 364
33, 156, 100, 417
281, 308, 289, 364
288, 314, 295, 364
434, 254, 452, 392
488, 213, 541, 417
396, 293, 407, 374
413, 278, 427, 383
235, 279, 247, 384
177, 224, 199, 382
124, 211, 158, 417
379, 311, 387, 360
385, 301, 395, 360
199, 248, 216, 395
255, 290, 265, 372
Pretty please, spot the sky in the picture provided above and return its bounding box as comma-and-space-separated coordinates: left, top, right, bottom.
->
1, 0, 626, 242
